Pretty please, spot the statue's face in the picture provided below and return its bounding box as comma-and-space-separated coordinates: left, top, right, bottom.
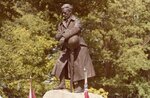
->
62, 8, 72, 20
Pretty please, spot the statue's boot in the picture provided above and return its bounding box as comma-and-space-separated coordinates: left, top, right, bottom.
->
53, 69, 66, 90
74, 80, 84, 93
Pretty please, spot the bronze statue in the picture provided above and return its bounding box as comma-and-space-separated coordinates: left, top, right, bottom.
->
51, 4, 95, 93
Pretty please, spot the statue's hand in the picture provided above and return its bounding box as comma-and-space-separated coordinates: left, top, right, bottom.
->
55, 33, 63, 41
59, 37, 65, 46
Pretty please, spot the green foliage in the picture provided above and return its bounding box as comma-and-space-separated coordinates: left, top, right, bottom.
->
89, 87, 108, 98
81, 0, 150, 97
0, 1, 58, 97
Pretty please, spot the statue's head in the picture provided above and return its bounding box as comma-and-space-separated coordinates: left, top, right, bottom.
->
61, 4, 73, 20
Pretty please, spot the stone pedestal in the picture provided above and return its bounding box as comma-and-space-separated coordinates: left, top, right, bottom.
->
43, 90, 103, 98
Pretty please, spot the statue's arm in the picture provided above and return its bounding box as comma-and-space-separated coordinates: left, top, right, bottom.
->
55, 23, 63, 41
62, 19, 82, 39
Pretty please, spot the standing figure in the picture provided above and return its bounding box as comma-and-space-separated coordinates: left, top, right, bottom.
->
51, 4, 95, 93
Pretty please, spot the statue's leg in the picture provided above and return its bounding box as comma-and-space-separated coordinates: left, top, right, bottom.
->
53, 68, 66, 90
74, 80, 84, 93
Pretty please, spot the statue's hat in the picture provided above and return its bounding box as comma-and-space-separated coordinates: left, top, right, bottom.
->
61, 4, 73, 9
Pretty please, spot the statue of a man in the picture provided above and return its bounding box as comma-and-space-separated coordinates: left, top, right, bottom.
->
51, 4, 95, 93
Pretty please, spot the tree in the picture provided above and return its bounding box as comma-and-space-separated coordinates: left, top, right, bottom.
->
82, 0, 150, 97
0, 1, 57, 97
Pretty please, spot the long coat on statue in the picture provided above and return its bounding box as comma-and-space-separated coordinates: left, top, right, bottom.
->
51, 15, 95, 82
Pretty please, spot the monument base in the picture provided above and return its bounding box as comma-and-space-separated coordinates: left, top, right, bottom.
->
43, 89, 103, 98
